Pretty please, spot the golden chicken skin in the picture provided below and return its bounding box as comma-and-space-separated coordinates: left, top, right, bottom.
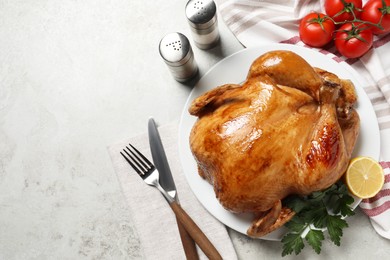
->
188, 50, 359, 237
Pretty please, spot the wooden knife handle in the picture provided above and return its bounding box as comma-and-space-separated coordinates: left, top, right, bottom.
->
170, 201, 222, 260
176, 216, 199, 260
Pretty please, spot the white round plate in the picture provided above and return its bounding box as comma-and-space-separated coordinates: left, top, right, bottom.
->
178, 44, 381, 241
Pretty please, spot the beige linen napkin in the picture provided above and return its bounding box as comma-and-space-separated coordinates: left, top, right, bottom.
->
108, 123, 237, 259
216, 0, 390, 239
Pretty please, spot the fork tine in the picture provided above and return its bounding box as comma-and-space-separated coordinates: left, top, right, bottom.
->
124, 146, 150, 173
121, 144, 156, 180
123, 147, 149, 173
120, 151, 143, 175
129, 144, 154, 168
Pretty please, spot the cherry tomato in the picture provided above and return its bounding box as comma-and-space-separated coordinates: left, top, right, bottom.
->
334, 23, 373, 58
325, 0, 362, 22
361, 0, 390, 34
299, 13, 335, 47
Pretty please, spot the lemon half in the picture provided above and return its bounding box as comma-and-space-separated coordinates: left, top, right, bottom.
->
345, 157, 384, 199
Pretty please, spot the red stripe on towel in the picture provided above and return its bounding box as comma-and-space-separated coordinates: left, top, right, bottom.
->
385, 174, 390, 184
380, 161, 390, 169
361, 201, 390, 217
280, 36, 301, 44
373, 33, 390, 48
363, 189, 390, 203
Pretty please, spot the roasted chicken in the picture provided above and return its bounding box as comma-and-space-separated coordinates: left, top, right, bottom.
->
188, 50, 360, 237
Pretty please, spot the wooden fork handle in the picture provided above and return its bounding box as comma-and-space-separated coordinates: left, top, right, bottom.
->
176, 216, 199, 260
170, 201, 222, 260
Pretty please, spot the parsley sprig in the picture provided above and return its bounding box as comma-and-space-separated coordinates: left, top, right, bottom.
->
281, 181, 355, 256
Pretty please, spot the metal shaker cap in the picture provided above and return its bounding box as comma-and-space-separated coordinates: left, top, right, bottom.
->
185, 0, 217, 30
159, 32, 198, 82
159, 32, 192, 66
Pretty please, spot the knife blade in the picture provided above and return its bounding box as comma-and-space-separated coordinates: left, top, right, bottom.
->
148, 118, 199, 260
148, 118, 177, 198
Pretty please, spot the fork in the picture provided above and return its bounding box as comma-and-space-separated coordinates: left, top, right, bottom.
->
121, 144, 222, 260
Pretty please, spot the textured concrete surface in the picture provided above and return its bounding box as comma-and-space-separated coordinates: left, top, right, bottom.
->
1, 0, 389, 259
0, 1, 241, 259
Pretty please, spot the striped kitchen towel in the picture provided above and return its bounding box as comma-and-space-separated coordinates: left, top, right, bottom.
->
215, 0, 390, 239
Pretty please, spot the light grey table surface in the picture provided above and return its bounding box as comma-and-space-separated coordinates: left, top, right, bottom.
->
1, 1, 389, 259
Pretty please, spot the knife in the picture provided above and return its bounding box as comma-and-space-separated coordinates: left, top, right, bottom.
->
148, 118, 198, 260
148, 118, 222, 260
